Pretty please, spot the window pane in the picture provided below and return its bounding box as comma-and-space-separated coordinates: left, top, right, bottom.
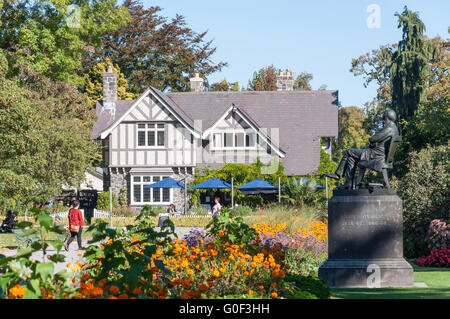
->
153, 176, 161, 202
148, 131, 155, 146
163, 188, 170, 202
143, 176, 151, 183
157, 131, 165, 146
157, 124, 164, 129
246, 133, 256, 147
213, 134, 222, 148
133, 176, 141, 182
138, 124, 145, 129
138, 131, 145, 146
235, 133, 244, 147
143, 188, 151, 202
148, 124, 155, 128
133, 184, 141, 203
224, 133, 233, 147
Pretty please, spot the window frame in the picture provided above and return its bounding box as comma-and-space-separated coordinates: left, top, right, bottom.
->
210, 130, 258, 151
130, 175, 172, 205
136, 123, 166, 149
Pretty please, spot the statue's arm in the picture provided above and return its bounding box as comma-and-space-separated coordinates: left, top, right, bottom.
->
369, 127, 391, 144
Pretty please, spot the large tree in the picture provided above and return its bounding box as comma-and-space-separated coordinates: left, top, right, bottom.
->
0, 51, 96, 204
332, 106, 371, 162
247, 65, 277, 91
88, 0, 227, 94
389, 6, 437, 129
0, 0, 129, 87
210, 79, 239, 92
294, 72, 313, 91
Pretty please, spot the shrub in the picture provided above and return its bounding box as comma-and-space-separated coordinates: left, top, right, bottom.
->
416, 247, 450, 268
284, 274, 330, 299
191, 206, 208, 216
113, 206, 137, 217
96, 192, 119, 211
425, 219, 449, 251
118, 187, 128, 207
230, 205, 253, 217
399, 143, 449, 258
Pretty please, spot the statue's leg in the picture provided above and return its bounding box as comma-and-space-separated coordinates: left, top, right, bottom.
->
343, 149, 363, 189
382, 168, 390, 189
356, 167, 366, 187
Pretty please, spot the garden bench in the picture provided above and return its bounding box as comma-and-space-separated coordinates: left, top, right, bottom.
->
353, 135, 402, 189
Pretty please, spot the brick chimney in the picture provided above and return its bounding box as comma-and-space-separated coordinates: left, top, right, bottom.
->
276, 69, 295, 91
190, 73, 204, 92
103, 65, 117, 109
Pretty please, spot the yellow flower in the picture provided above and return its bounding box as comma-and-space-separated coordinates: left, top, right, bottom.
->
213, 270, 220, 277
187, 269, 194, 275
8, 285, 26, 298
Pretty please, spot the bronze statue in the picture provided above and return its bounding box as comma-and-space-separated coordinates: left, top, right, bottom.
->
326, 108, 400, 189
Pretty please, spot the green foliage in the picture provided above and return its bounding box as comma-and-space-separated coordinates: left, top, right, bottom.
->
118, 187, 129, 207
399, 143, 449, 258
294, 72, 313, 91
0, 51, 96, 204
0, 207, 76, 298
88, 0, 226, 94
96, 192, 119, 211
0, 0, 130, 86
282, 178, 320, 208
230, 205, 253, 217
113, 206, 137, 217
247, 65, 277, 91
206, 211, 258, 248
191, 206, 208, 216
425, 220, 449, 251
210, 79, 240, 92
284, 274, 331, 299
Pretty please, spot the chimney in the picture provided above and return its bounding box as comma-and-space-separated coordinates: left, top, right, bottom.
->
103, 65, 117, 109
276, 69, 295, 91
190, 73, 204, 92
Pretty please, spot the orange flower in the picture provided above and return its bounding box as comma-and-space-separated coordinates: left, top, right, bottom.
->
197, 283, 209, 293
81, 274, 90, 282
118, 294, 129, 299
187, 269, 194, 275
218, 230, 224, 237
132, 287, 143, 295
258, 285, 264, 290
248, 289, 254, 295
91, 287, 103, 297
109, 285, 120, 294
8, 285, 26, 298
213, 270, 220, 277
219, 267, 226, 273
271, 292, 278, 298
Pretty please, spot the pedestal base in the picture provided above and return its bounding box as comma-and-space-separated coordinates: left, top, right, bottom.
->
319, 258, 414, 288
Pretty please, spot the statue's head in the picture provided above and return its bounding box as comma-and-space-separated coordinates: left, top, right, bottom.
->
383, 108, 396, 124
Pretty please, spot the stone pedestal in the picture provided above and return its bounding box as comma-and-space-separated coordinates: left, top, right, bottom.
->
318, 188, 413, 288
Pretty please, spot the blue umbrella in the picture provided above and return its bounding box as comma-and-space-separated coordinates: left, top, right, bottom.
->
144, 177, 190, 214
143, 177, 191, 189
237, 179, 277, 194
192, 178, 231, 189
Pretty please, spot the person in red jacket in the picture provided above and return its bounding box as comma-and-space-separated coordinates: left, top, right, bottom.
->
64, 200, 85, 251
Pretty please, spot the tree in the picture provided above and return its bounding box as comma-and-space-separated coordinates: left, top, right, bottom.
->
0, 50, 96, 205
389, 6, 438, 130
90, 0, 227, 94
293, 72, 313, 91
332, 106, 371, 162
0, 0, 130, 87
210, 79, 239, 92
81, 58, 135, 106
247, 65, 277, 91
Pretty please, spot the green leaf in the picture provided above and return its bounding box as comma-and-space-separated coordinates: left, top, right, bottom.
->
17, 221, 33, 229
48, 253, 65, 263
37, 213, 53, 229
153, 259, 170, 275
30, 279, 41, 296
36, 262, 54, 281
50, 239, 64, 252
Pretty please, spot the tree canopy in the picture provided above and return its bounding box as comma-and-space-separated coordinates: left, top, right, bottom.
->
87, 0, 227, 94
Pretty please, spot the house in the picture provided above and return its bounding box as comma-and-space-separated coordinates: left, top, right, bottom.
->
91, 67, 338, 209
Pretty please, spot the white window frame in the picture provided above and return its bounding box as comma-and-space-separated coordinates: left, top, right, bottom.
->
136, 123, 166, 149
131, 175, 172, 205
211, 130, 257, 151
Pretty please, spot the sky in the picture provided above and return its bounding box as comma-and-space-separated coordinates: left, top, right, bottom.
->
142, 0, 449, 108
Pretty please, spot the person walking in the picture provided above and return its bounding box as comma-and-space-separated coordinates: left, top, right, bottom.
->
64, 200, 85, 251
212, 196, 222, 219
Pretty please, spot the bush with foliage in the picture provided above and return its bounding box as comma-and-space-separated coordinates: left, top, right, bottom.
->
190, 206, 208, 216
283, 274, 330, 299
398, 143, 449, 258
282, 178, 322, 208
113, 206, 137, 217
416, 247, 450, 268
230, 205, 253, 217
96, 192, 119, 211
425, 219, 449, 251
118, 187, 128, 207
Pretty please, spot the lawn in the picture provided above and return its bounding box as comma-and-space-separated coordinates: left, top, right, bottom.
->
331, 263, 450, 299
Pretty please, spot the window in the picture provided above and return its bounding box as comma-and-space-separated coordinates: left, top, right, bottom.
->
137, 123, 165, 147
211, 131, 257, 149
132, 175, 171, 204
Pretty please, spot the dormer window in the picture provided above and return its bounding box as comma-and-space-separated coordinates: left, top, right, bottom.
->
137, 123, 165, 148
212, 131, 256, 150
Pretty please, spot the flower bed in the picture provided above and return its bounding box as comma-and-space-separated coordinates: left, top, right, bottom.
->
0, 209, 330, 299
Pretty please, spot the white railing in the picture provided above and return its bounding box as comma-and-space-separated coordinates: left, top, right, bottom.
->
50, 209, 212, 219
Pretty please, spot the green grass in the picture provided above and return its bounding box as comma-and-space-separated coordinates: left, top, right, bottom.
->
331, 263, 450, 299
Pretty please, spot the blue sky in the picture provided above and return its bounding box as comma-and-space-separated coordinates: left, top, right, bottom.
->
142, 0, 449, 108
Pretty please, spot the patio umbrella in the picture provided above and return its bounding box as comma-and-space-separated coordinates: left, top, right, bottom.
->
192, 178, 231, 189
236, 179, 278, 195
144, 177, 191, 213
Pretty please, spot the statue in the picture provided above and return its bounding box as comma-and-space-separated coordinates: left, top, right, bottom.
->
326, 108, 399, 189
